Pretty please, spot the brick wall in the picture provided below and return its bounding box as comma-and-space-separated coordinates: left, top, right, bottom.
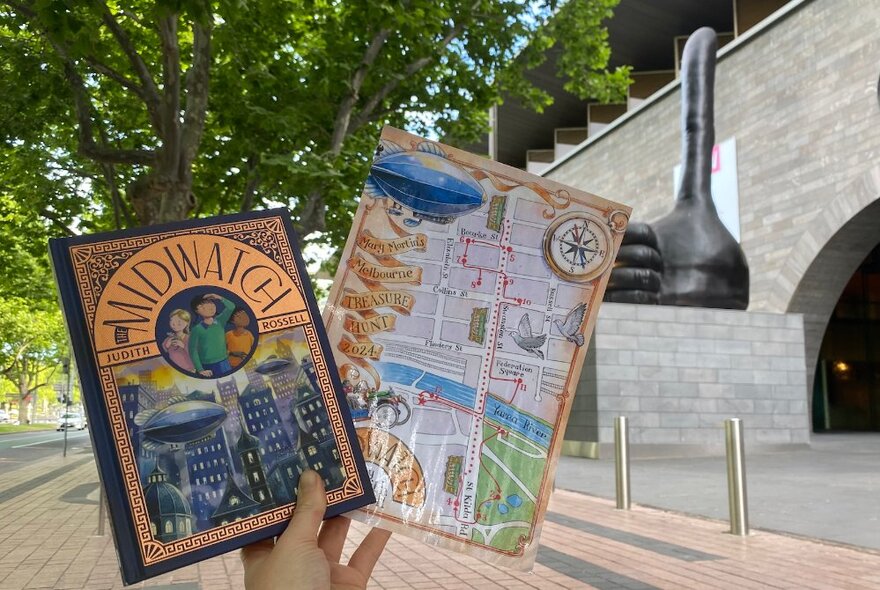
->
564, 303, 809, 455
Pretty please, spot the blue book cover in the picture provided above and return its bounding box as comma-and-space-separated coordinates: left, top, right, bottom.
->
49, 209, 374, 585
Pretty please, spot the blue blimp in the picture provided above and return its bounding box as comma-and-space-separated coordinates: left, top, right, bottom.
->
134, 396, 227, 449
365, 141, 486, 226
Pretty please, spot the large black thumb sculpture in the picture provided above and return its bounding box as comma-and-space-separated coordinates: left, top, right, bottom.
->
604, 222, 663, 304
651, 27, 749, 309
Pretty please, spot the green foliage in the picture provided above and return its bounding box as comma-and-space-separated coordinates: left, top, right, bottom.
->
549, 0, 631, 102
0, 0, 628, 284
0, 297, 66, 372
0, 297, 67, 421
0, 198, 57, 303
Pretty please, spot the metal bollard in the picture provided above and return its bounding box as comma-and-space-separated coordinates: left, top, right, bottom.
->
97, 489, 106, 536
614, 416, 631, 510
62, 357, 72, 458
724, 418, 749, 536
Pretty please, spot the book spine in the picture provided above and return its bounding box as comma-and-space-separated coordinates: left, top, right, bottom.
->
48, 239, 146, 584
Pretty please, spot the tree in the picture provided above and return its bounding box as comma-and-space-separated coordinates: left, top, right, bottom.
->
3, 0, 210, 227
0, 298, 66, 423
1, 0, 628, 267
0, 198, 58, 303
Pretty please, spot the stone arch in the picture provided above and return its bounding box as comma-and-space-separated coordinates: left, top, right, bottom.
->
780, 165, 880, 394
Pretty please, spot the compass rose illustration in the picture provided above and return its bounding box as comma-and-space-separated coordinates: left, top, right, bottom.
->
559, 222, 600, 268
543, 212, 613, 283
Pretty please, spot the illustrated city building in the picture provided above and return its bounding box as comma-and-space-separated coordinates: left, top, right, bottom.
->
129, 353, 347, 540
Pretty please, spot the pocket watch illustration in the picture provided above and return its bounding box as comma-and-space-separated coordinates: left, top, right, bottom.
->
543, 212, 614, 282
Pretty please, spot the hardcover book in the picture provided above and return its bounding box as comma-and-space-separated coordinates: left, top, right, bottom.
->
323, 127, 631, 569
50, 209, 374, 585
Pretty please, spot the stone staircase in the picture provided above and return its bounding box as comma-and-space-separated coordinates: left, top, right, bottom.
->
524, 0, 788, 174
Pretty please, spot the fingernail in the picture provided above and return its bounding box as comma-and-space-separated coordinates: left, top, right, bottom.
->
301, 469, 321, 492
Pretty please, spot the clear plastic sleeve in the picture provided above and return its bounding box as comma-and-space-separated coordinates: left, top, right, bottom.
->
323, 126, 630, 570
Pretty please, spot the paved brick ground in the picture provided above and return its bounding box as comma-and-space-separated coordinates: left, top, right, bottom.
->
2, 452, 879, 589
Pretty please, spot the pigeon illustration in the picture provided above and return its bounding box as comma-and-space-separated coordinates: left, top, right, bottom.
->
510, 314, 547, 360
554, 303, 587, 346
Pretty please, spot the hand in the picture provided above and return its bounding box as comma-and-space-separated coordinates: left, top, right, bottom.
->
241, 470, 391, 590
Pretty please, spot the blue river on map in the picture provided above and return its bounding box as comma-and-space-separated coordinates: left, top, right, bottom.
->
373, 361, 551, 448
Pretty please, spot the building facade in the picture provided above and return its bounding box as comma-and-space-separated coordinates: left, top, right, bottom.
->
510, 0, 880, 450
183, 390, 235, 531
238, 383, 294, 469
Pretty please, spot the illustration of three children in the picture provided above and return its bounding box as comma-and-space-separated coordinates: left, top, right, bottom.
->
162, 294, 254, 377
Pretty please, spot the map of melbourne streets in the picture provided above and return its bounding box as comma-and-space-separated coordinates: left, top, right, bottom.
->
324, 127, 631, 569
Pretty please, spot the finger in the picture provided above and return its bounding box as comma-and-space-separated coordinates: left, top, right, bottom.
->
318, 516, 351, 563
240, 538, 274, 568
276, 470, 326, 549
348, 528, 392, 578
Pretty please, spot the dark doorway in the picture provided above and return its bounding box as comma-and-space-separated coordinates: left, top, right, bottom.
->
814, 243, 880, 431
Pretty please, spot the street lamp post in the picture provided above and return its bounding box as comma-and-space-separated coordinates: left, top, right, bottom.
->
61, 357, 71, 458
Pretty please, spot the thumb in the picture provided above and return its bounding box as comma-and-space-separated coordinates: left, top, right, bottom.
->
276, 470, 326, 548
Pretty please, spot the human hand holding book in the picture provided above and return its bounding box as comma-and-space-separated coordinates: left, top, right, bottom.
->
242, 470, 392, 590
50, 210, 375, 584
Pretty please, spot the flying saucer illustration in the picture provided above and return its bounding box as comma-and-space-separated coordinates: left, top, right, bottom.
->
254, 355, 292, 375
134, 396, 227, 449
364, 141, 486, 227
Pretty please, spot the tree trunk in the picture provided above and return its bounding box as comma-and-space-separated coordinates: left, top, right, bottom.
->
18, 372, 30, 425
127, 172, 196, 226
17, 399, 29, 425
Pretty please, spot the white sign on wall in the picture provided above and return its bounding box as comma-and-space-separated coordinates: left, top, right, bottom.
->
673, 136, 741, 242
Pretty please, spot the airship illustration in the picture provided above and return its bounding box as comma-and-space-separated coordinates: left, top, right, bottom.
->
134, 396, 227, 450
254, 355, 292, 375
365, 140, 486, 227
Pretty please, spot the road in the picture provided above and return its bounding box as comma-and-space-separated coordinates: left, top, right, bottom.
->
0, 429, 93, 473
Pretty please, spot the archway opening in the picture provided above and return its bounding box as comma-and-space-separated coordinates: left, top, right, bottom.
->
813, 242, 880, 432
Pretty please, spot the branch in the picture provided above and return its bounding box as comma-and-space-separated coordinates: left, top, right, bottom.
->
158, 13, 181, 176
45, 162, 101, 181
101, 163, 131, 229
296, 189, 326, 236
97, 123, 134, 228
26, 382, 49, 396
179, 20, 211, 179
239, 154, 261, 212
1, 338, 34, 377
349, 18, 468, 133
328, 28, 391, 154
84, 56, 148, 100
25, 366, 55, 396
98, 2, 164, 134
61, 58, 157, 165
105, 166, 121, 229
83, 146, 157, 165
7, 1, 158, 166
1, 360, 16, 379
4, 1, 35, 21
40, 208, 76, 237
211, 182, 234, 216
120, 9, 149, 30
